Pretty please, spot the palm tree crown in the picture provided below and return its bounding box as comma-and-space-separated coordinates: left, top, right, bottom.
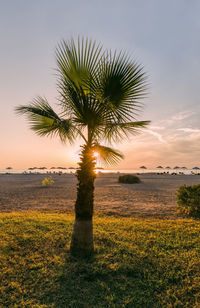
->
16, 37, 149, 164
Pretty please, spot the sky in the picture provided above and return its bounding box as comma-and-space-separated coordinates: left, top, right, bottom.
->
0, 0, 200, 169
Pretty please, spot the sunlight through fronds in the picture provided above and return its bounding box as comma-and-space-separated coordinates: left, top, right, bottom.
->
92, 143, 124, 165
92, 151, 99, 158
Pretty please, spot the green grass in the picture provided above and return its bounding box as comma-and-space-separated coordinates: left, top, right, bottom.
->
1, 212, 200, 307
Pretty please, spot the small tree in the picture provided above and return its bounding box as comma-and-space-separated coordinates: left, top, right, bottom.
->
16, 37, 150, 257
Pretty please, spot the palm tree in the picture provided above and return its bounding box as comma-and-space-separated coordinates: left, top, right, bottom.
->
16, 38, 150, 257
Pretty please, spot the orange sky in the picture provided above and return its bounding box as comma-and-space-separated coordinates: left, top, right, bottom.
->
1, 1, 200, 170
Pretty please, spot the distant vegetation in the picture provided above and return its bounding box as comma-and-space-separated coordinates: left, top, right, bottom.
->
177, 184, 200, 218
118, 174, 141, 184
42, 176, 54, 186
1, 212, 200, 307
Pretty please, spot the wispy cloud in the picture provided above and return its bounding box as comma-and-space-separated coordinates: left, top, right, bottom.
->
119, 109, 200, 168
177, 128, 200, 134
171, 110, 195, 121
149, 125, 165, 130
160, 110, 195, 127
146, 130, 165, 143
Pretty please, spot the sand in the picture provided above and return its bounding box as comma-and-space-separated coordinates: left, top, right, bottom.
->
0, 173, 200, 218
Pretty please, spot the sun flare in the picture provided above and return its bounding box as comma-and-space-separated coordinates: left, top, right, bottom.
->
93, 151, 99, 158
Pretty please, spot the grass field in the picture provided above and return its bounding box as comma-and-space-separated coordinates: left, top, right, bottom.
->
1, 212, 200, 307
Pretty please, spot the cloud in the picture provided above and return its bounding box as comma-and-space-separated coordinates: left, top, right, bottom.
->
117, 109, 200, 168
177, 128, 200, 134
169, 134, 200, 155
148, 125, 165, 130
146, 130, 165, 143
120, 131, 200, 168
160, 110, 196, 127
171, 110, 195, 121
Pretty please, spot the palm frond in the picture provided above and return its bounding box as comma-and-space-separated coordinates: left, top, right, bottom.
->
92, 143, 124, 165
15, 97, 77, 143
55, 37, 106, 127
55, 37, 103, 93
103, 120, 150, 142
94, 51, 148, 122
59, 82, 107, 132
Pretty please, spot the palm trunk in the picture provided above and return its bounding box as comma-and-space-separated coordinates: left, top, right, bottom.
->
70, 145, 96, 257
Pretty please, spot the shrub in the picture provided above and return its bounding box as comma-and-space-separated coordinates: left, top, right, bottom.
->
42, 176, 54, 186
176, 184, 200, 218
118, 174, 141, 184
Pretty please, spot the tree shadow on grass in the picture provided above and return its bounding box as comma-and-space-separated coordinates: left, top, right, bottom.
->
2, 217, 192, 308
42, 249, 167, 308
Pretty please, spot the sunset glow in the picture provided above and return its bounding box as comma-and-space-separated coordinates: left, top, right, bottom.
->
1, 1, 200, 169
92, 152, 99, 158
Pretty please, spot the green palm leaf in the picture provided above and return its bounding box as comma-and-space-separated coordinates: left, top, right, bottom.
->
15, 97, 77, 143
56, 37, 103, 93
103, 120, 150, 142
93, 51, 148, 122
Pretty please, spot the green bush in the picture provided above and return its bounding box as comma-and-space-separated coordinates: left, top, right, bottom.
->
118, 174, 141, 184
176, 184, 200, 218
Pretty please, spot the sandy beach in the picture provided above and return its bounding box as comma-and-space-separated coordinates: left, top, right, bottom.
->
0, 172, 199, 218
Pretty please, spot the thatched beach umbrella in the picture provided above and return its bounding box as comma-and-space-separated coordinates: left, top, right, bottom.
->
140, 166, 147, 169
166, 166, 171, 169
174, 166, 180, 169
192, 167, 200, 170
156, 166, 163, 169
